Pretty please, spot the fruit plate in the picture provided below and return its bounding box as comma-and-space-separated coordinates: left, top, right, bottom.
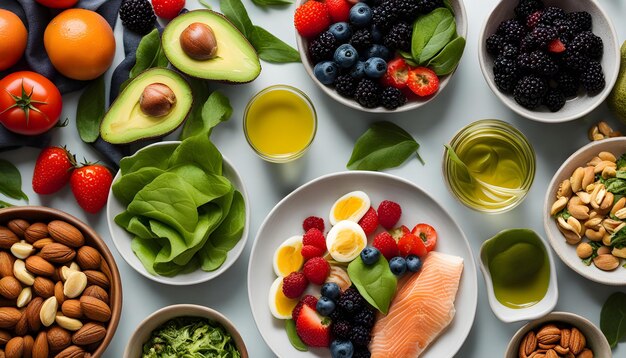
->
248, 171, 478, 357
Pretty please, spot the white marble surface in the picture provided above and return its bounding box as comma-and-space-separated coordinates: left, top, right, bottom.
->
1, 0, 625, 356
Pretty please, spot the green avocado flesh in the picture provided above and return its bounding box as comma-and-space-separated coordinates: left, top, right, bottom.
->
162, 10, 261, 83
100, 68, 192, 144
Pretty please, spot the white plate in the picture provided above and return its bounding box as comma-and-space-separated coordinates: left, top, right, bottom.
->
106, 141, 250, 286
248, 171, 477, 357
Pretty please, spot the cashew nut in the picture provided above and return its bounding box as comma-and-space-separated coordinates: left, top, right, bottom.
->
599, 151, 617, 162
570, 167, 585, 192
582, 166, 595, 189
551, 197, 568, 216
557, 179, 573, 199
585, 226, 606, 242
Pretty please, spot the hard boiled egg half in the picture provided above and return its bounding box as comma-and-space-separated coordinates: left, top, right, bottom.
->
326, 220, 367, 262
329, 191, 371, 225
273, 235, 304, 277
268, 277, 299, 319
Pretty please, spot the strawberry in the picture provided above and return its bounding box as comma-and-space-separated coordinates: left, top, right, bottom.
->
301, 245, 325, 260
407, 67, 439, 97
548, 38, 566, 53
303, 257, 330, 285
32, 146, 76, 195
292, 294, 318, 322
303, 228, 326, 250
381, 57, 410, 89
151, 0, 185, 20
294, 0, 331, 38
358, 207, 378, 235
296, 304, 331, 347
325, 0, 351, 22
388, 225, 410, 241
282, 272, 308, 298
70, 164, 113, 214
372, 232, 398, 260
303, 216, 325, 232
398, 233, 427, 257
377, 200, 402, 229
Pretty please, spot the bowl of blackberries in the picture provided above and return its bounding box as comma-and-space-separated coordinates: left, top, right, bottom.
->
294, 0, 467, 112
479, 0, 620, 122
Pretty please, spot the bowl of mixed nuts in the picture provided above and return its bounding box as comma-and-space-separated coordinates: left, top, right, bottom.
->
0, 206, 122, 357
544, 136, 626, 285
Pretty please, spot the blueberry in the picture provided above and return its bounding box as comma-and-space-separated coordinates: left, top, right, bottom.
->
406, 255, 423, 272
334, 44, 358, 68
389, 256, 407, 276
365, 45, 390, 60
316, 296, 336, 316
329, 22, 352, 42
330, 340, 354, 358
321, 282, 341, 301
349, 3, 372, 27
370, 25, 383, 43
350, 61, 366, 79
364, 57, 387, 78
360, 247, 380, 265
314, 61, 339, 85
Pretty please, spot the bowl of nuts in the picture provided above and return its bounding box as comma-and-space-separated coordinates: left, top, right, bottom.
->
544, 136, 626, 285
0, 206, 122, 357
505, 311, 611, 358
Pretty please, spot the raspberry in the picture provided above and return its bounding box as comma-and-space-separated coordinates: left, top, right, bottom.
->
303, 216, 325, 232
303, 228, 326, 250
301, 244, 326, 260
294, 1, 331, 38
151, 0, 184, 20
292, 295, 318, 321
303, 257, 330, 285
372, 232, 399, 260
358, 207, 379, 235
282, 272, 308, 299
377, 200, 402, 229
526, 10, 542, 29
326, 0, 351, 23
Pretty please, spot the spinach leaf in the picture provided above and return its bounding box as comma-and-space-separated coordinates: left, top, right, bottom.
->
347, 256, 397, 314
347, 121, 420, 171
211, 190, 245, 251
120, 144, 177, 175
601, 292, 626, 347
181, 91, 233, 140
112, 167, 165, 206
0, 200, 13, 208
181, 78, 212, 140
411, 8, 454, 63
250, 26, 300, 63
398, 50, 419, 66
199, 241, 228, 271
0, 159, 27, 202
417, 13, 456, 64
427, 36, 465, 75
130, 28, 169, 78
610, 227, 626, 248
169, 134, 223, 175
199, 0, 212, 9
76, 75, 105, 143
126, 216, 154, 240
285, 320, 308, 352
253, 0, 293, 6
220, 0, 254, 38
617, 170, 626, 180
443, 0, 454, 13
603, 177, 626, 195
131, 237, 160, 276
168, 165, 232, 206
617, 153, 626, 170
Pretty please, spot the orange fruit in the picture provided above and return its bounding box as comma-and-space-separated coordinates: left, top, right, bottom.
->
44, 9, 115, 81
0, 10, 28, 71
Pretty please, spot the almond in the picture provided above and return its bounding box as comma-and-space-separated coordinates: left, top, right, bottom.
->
40, 244, 75, 264
54, 282, 65, 306
47, 327, 71, 352
519, 330, 537, 358
0, 308, 21, 329
48, 221, 84, 248
537, 324, 562, 345
13, 260, 34, 286
14, 313, 27, 336
22, 335, 33, 358
72, 323, 105, 346
40, 296, 58, 327
0, 277, 21, 300
25, 256, 54, 277
569, 328, 586, 355
33, 277, 55, 298
54, 345, 85, 358
545, 349, 558, 358
7, 220, 29, 238
32, 332, 48, 358
83, 271, 109, 289
576, 348, 593, 358
560, 328, 571, 348
0, 252, 14, 278
25, 297, 43, 332
81, 286, 108, 305
0, 227, 19, 249
55, 314, 82, 331
24, 223, 48, 244
75, 247, 100, 271
10, 242, 34, 259
16, 287, 32, 308
61, 300, 83, 319
593, 254, 620, 271
63, 272, 87, 299
32, 238, 53, 250
0, 329, 11, 345
79, 296, 111, 322
99, 260, 111, 283
5, 337, 23, 358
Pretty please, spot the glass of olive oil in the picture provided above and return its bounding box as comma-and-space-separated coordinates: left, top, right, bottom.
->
443, 119, 536, 213
244, 85, 317, 163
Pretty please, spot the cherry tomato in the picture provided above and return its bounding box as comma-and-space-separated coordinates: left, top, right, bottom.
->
0, 71, 62, 135
35, 0, 79, 9
398, 233, 427, 257
411, 223, 438, 252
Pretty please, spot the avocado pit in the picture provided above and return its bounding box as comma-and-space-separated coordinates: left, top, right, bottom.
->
180, 22, 218, 60
140, 83, 177, 117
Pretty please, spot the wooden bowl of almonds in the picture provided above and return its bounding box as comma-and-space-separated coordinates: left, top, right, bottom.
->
0, 206, 122, 357
505, 311, 611, 358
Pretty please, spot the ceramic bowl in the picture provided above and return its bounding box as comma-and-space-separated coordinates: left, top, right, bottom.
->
124, 304, 248, 358
479, 229, 558, 323
0, 206, 122, 358
543, 137, 626, 285
505, 311, 612, 358
106, 141, 250, 285
295, 0, 467, 113
478, 0, 620, 122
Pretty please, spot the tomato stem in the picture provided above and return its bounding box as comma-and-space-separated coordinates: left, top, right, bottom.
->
0, 80, 50, 127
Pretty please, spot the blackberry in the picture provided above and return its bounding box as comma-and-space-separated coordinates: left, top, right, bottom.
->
514, 75, 548, 109
350, 28, 374, 52
383, 22, 412, 52
518, 50, 558, 76
331, 320, 352, 340
350, 325, 372, 346
486, 33, 505, 57
337, 288, 367, 315
579, 60, 605, 94
494, 57, 520, 93
552, 18, 574, 41
538, 6, 565, 26
563, 50, 589, 72
543, 88, 566, 112
329, 308, 345, 322
119, 0, 156, 35
497, 19, 527, 45
352, 307, 376, 328
380, 87, 407, 110
389, 0, 420, 21
568, 11, 592, 34
526, 10, 542, 29
500, 44, 520, 59
528, 25, 558, 49
416, 0, 443, 14
353, 347, 372, 358
569, 31, 603, 61
555, 71, 580, 97
308, 31, 339, 64
372, 4, 398, 31
514, 0, 544, 21
335, 74, 359, 98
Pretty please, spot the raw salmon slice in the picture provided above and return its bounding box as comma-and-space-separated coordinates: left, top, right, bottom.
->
369, 251, 464, 357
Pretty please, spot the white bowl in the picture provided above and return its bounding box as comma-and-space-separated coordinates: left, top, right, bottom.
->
478, 0, 620, 122
543, 137, 626, 285
124, 304, 248, 358
479, 229, 558, 323
295, 0, 467, 113
106, 141, 250, 285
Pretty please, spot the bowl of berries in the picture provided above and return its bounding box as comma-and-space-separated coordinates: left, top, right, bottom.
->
479, 0, 620, 122
294, 0, 467, 112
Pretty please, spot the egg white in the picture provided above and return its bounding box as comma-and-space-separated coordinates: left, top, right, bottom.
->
272, 235, 304, 277
328, 191, 371, 225
326, 220, 367, 262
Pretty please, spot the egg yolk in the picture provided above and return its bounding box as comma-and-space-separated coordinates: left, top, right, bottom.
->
330, 229, 365, 258
333, 197, 365, 221
276, 244, 304, 275
275, 282, 299, 316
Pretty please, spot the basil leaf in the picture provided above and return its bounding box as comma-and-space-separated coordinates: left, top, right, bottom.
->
443, 0, 454, 13
444, 144, 473, 184
76, 75, 105, 143
617, 153, 626, 170
0, 200, 13, 208
348, 256, 397, 314
347, 121, 420, 171
181, 91, 233, 140
220, 0, 254, 38
418, 12, 456, 64
253, 0, 293, 6
397, 50, 419, 66
0, 159, 27, 202
130, 29, 169, 78
411, 8, 454, 62
601, 292, 626, 347
427, 36, 465, 75
199, 0, 212, 9
250, 26, 300, 63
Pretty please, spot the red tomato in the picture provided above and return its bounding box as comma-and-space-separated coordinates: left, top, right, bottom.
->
0, 71, 62, 135
411, 223, 438, 252
397, 233, 427, 257
35, 0, 78, 9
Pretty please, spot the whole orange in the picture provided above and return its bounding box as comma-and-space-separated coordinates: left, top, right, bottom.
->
0, 10, 28, 71
44, 9, 115, 81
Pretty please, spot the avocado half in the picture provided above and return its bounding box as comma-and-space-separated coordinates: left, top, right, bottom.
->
162, 10, 261, 83
100, 68, 192, 144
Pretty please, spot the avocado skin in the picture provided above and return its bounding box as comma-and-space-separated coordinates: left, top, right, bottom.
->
608, 41, 626, 123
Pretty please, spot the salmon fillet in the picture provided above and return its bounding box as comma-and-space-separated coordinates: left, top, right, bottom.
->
369, 251, 464, 357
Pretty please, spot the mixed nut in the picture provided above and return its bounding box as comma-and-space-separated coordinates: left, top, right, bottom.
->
518, 323, 593, 358
551, 150, 626, 271
587, 121, 622, 142
0, 218, 113, 358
